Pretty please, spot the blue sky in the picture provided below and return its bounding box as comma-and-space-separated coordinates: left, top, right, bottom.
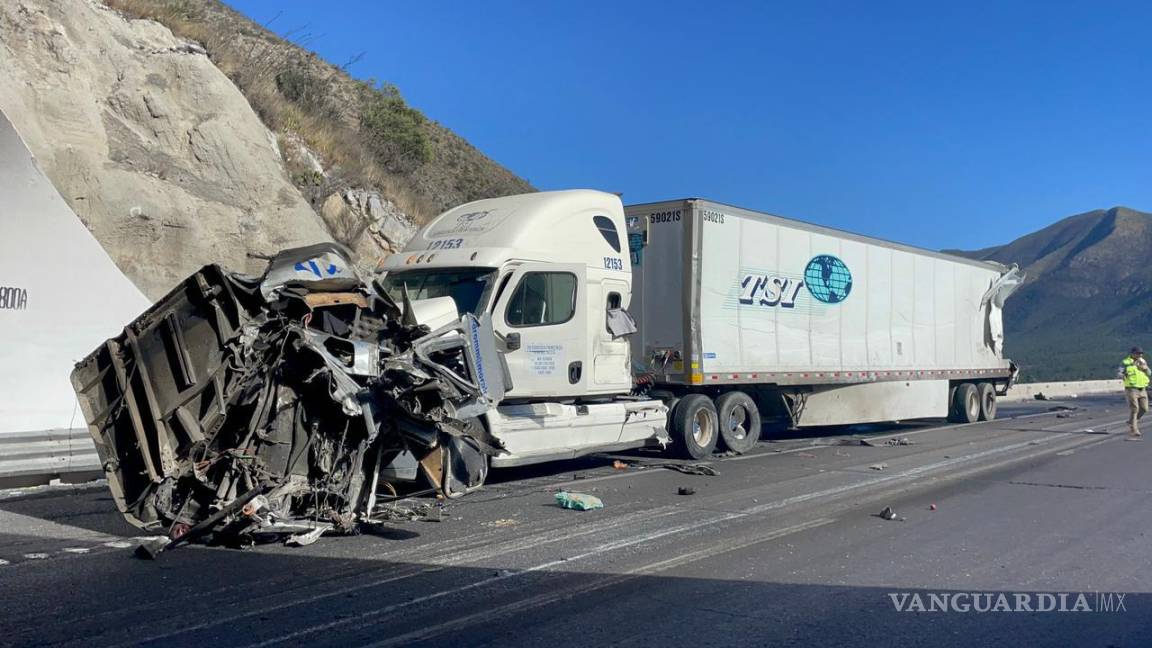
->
228, 1, 1150, 251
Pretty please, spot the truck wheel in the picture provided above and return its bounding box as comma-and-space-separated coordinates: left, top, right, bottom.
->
951, 383, 980, 424
977, 383, 997, 421
670, 394, 719, 459
715, 391, 761, 454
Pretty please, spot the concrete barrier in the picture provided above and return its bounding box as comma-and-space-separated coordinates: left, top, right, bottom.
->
1003, 380, 1118, 402
0, 428, 99, 487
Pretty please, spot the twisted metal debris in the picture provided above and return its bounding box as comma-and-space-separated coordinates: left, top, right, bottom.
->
71, 244, 506, 550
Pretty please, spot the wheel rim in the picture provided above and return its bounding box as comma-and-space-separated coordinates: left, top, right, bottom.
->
968, 392, 980, 418
984, 391, 995, 414
726, 405, 749, 441
692, 409, 715, 446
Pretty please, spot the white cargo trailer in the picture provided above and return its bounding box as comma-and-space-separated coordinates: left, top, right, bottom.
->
625, 198, 1022, 453
381, 190, 1021, 469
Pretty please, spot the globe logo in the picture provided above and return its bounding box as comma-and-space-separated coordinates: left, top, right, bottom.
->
803, 255, 852, 304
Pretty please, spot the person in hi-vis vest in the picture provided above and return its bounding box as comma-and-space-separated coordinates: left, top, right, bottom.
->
1119, 347, 1151, 440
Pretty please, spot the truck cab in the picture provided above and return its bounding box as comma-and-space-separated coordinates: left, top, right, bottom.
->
379, 190, 668, 467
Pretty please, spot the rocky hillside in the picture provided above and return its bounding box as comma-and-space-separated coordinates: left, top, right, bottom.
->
104, 0, 533, 236
948, 206, 1152, 381
0, 0, 532, 299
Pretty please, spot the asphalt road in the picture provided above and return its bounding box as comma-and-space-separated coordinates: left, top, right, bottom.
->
1, 395, 1150, 647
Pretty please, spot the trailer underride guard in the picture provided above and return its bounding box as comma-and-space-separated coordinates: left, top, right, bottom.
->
71, 243, 508, 550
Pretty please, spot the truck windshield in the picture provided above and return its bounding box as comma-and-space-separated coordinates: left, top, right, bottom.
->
379, 268, 496, 316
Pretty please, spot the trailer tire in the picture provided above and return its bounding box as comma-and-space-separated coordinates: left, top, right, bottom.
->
951, 383, 980, 424
977, 382, 997, 421
716, 391, 761, 454
670, 394, 719, 460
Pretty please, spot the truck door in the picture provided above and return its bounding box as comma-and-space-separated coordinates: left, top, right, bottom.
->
592, 278, 634, 393
492, 262, 588, 398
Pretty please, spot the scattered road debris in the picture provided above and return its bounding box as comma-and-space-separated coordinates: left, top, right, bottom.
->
1056, 413, 1073, 419
482, 518, 519, 528
133, 538, 169, 560
612, 460, 629, 470
876, 506, 906, 522
71, 244, 506, 549
869, 463, 888, 471
677, 486, 696, 496
796, 452, 817, 458
885, 437, 914, 446
1034, 392, 1050, 401
286, 527, 326, 547
0, 558, 9, 566
929, 504, 937, 511
372, 500, 445, 522
555, 492, 603, 511
1048, 405, 1077, 412
651, 463, 720, 476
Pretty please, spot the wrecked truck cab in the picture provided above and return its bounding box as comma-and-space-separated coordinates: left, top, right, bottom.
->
71, 244, 508, 546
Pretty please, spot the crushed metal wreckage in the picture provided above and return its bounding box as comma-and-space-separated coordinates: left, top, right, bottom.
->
71, 243, 508, 551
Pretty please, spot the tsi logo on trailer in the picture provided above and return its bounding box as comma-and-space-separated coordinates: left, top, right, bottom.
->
738, 255, 853, 308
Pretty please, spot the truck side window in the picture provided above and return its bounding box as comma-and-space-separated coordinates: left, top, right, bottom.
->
605, 292, 621, 334
505, 272, 577, 327
605, 291, 637, 338
593, 215, 621, 253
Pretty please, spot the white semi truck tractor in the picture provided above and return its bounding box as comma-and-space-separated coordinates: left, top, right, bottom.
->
379, 190, 1022, 467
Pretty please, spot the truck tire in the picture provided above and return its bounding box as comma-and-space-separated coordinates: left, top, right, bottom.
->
977, 382, 997, 421
670, 394, 719, 460
951, 383, 980, 424
715, 391, 761, 454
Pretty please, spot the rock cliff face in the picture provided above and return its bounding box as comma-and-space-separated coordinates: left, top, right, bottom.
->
0, 0, 333, 299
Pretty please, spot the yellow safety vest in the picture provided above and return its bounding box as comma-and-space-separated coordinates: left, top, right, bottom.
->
1122, 357, 1150, 389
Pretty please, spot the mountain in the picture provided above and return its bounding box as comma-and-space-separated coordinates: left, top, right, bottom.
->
947, 206, 1152, 382
0, 0, 531, 299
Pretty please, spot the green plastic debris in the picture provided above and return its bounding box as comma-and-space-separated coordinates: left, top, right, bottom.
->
554, 491, 603, 511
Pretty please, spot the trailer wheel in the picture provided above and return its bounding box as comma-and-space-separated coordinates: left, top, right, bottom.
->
715, 391, 761, 454
977, 382, 997, 421
670, 394, 719, 459
951, 383, 980, 424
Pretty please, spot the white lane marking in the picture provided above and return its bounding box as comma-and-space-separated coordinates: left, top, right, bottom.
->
549, 410, 1075, 489
112, 505, 698, 647
105, 413, 1121, 646
0, 510, 124, 544
244, 513, 748, 648
62, 547, 91, 554
367, 518, 837, 648
22, 553, 48, 560
0, 558, 9, 566
245, 427, 1106, 647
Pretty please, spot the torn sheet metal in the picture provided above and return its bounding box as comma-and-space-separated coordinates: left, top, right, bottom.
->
71, 244, 507, 547
981, 265, 1025, 356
